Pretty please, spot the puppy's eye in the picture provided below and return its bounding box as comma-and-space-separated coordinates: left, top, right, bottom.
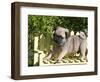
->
58, 36, 63, 39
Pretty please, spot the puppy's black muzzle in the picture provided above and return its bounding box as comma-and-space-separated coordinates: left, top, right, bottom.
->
53, 34, 63, 45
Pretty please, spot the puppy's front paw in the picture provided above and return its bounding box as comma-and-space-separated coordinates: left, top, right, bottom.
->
43, 57, 50, 64
43, 60, 49, 64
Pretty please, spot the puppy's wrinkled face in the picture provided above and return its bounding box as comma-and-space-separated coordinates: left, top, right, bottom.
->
53, 27, 69, 46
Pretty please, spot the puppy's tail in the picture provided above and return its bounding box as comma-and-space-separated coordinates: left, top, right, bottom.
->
79, 31, 86, 39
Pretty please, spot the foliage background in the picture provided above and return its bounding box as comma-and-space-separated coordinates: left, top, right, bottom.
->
28, 15, 88, 66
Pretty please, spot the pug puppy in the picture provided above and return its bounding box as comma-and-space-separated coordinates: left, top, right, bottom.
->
44, 26, 87, 63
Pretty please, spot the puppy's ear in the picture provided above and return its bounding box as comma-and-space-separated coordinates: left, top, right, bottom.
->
65, 29, 70, 38
53, 27, 56, 34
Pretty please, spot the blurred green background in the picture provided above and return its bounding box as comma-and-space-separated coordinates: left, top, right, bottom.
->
28, 15, 88, 66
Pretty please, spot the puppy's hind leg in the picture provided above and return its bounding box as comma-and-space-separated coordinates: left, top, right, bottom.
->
80, 40, 87, 62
